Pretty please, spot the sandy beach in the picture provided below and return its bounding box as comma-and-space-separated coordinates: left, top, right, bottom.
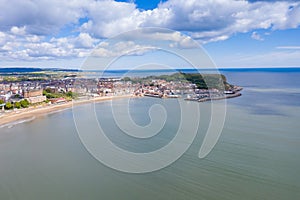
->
0, 95, 133, 127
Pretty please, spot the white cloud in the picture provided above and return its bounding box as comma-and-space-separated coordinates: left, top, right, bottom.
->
222, 50, 300, 68
158, 0, 299, 42
77, 0, 300, 43
0, 31, 96, 60
276, 46, 300, 50
75, 33, 97, 48
26, 35, 43, 43
0, 31, 13, 46
0, 0, 86, 35
1, 0, 299, 41
272, 3, 300, 30
10, 26, 26, 35
112, 29, 199, 49
92, 40, 158, 57
169, 36, 199, 49
0, 0, 300, 63
1, 41, 20, 51
81, 0, 139, 38
251, 31, 264, 41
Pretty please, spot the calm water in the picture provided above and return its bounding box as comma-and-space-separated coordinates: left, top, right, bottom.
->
0, 69, 300, 199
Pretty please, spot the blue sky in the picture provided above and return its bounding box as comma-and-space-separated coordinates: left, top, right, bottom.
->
0, 0, 299, 69
116, 0, 168, 10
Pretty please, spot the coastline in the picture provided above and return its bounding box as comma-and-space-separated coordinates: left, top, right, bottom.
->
0, 95, 133, 127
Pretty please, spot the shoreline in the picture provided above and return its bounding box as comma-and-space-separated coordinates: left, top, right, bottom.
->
0, 91, 242, 127
0, 95, 133, 127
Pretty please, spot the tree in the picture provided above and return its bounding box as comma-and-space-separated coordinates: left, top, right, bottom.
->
44, 88, 52, 93
123, 77, 131, 82
66, 91, 78, 99
66, 91, 73, 98
14, 102, 21, 109
20, 99, 29, 108
0, 99, 4, 104
5, 102, 13, 110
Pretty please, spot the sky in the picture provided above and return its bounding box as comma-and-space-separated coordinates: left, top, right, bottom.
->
0, 0, 299, 69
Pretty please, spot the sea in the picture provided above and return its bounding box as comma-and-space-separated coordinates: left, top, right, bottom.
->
0, 68, 300, 200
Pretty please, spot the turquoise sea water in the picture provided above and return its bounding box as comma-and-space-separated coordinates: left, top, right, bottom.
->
0, 69, 300, 199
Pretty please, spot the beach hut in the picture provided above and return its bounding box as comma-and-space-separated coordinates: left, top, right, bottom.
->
0, 103, 5, 111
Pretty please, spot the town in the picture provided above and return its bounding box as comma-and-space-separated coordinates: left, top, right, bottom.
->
0, 71, 242, 112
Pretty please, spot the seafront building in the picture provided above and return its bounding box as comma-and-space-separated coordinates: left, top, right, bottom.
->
23, 88, 46, 104
0, 77, 132, 106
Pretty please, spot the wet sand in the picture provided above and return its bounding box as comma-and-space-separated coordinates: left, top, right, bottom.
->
0, 95, 133, 127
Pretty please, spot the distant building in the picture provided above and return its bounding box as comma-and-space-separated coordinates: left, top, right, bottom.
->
26, 96, 46, 104
0, 95, 5, 102
0, 92, 12, 102
23, 88, 46, 104
23, 88, 43, 98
